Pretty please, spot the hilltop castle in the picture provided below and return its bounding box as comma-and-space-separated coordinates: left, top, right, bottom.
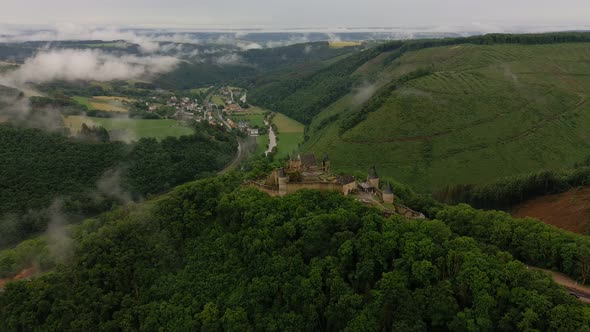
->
248, 153, 396, 204
246, 153, 424, 218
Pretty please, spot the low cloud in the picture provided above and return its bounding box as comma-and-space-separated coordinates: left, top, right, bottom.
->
0, 49, 179, 87
46, 199, 72, 263
0, 90, 65, 131
215, 53, 243, 65
353, 82, 378, 105
96, 168, 133, 204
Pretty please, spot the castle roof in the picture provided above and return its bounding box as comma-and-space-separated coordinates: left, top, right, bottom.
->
383, 182, 394, 195
301, 154, 317, 167
368, 165, 378, 179
336, 175, 355, 185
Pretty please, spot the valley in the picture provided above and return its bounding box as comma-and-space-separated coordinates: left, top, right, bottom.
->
3, 29, 590, 330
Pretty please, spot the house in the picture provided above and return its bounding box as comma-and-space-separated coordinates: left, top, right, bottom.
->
248, 128, 259, 136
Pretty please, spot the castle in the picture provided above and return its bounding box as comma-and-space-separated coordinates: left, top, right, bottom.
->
248, 153, 395, 203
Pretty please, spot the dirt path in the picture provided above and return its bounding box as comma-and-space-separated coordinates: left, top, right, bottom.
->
529, 266, 590, 304
0, 266, 38, 289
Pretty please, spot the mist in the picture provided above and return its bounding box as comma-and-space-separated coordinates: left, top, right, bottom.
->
46, 199, 72, 263
353, 83, 378, 105
0, 49, 179, 87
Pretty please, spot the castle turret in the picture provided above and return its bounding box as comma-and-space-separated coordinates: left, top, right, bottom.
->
322, 153, 331, 173
368, 165, 379, 189
382, 182, 394, 204
278, 167, 289, 196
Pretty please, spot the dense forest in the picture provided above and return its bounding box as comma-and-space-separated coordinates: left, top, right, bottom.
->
249, 32, 590, 125
0, 123, 236, 246
1, 173, 590, 330
435, 164, 590, 210
156, 42, 360, 90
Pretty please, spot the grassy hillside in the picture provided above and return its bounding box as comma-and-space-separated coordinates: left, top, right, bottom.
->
302, 40, 590, 191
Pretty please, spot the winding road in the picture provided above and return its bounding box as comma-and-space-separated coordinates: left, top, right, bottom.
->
529, 266, 590, 304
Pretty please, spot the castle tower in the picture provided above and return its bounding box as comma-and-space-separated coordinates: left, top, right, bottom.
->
289, 154, 302, 171
322, 153, 331, 173
368, 165, 379, 189
382, 182, 394, 204
278, 168, 289, 196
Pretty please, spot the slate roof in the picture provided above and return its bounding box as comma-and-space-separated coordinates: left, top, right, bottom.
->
301, 154, 317, 167
383, 182, 394, 195
368, 165, 378, 179
336, 175, 355, 185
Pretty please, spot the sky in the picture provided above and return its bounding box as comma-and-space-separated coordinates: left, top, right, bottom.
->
2, 0, 590, 30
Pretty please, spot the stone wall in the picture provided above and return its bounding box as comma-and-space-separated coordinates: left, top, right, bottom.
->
284, 182, 344, 194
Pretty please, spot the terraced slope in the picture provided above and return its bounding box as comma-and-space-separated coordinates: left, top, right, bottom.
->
303, 42, 590, 191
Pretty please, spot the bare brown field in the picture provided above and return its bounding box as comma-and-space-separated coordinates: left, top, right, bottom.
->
93, 96, 136, 102
511, 187, 590, 234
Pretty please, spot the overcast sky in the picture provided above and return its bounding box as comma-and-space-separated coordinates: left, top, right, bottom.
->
2, 0, 590, 30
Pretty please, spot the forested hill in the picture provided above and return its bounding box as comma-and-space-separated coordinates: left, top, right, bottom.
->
155, 41, 362, 90
2, 173, 590, 330
0, 123, 236, 246
259, 32, 590, 191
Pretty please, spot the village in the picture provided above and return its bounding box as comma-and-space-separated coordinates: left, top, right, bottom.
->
139, 86, 260, 135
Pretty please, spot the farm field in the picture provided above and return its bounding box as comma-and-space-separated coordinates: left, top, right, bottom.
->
229, 107, 266, 127
303, 43, 590, 191
329, 41, 362, 48
64, 115, 193, 141
511, 187, 590, 234
73, 96, 134, 112
272, 112, 304, 159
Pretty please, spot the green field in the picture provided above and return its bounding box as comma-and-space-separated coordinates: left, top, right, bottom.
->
73, 96, 132, 112
230, 107, 266, 127
272, 112, 305, 159
303, 42, 590, 191
72, 96, 92, 109
64, 116, 194, 141
211, 95, 225, 107
254, 133, 270, 156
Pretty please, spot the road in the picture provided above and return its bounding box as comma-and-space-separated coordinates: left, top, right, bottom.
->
204, 90, 255, 174
529, 266, 590, 304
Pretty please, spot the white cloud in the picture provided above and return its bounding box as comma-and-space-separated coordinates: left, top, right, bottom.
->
1, 49, 179, 86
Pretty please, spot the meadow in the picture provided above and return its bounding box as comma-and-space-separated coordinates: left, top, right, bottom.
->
229, 107, 266, 127
73, 96, 134, 112
64, 115, 194, 141
272, 112, 304, 159
303, 42, 590, 191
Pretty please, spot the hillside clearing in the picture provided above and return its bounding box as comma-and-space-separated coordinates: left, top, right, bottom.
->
329, 41, 362, 48
512, 187, 590, 234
